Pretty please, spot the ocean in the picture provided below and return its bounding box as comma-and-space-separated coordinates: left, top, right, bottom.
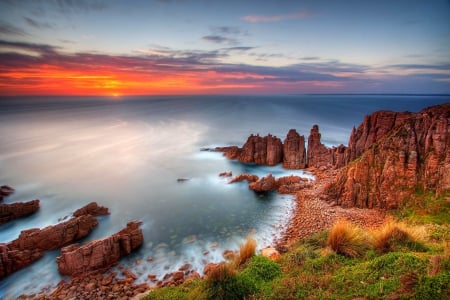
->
0, 94, 448, 297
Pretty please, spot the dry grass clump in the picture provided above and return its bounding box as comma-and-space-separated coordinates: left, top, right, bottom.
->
373, 221, 426, 253
206, 263, 236, 285
327, 219, 371, 258
233, 236, 257, 268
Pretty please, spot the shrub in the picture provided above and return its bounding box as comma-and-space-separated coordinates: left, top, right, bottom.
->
373, 221, 427, 253
233, 236, 257, 268
414, 271, 450, 300
205, 263, 255, 300
241, 255, 281, 282
327, 220, 371, 258
143, 286, 188, 300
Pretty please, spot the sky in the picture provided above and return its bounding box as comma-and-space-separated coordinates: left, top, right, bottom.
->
0, 0, 449, 96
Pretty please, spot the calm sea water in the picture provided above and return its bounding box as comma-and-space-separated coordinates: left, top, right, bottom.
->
0, 95, 447, 297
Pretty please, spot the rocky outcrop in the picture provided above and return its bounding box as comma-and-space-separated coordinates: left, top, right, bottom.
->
57, 221, 143, 276
325, 104, 450, 208
73, 202, 110, 217
239, 134, 283, 166
0, 199, 40, 225
0, 214, 98, 279
231, 173, 310, 194
283, 129, 306, 169
249, 174, 277, 192
307, 125, 333, 169
228, 173, 259, 184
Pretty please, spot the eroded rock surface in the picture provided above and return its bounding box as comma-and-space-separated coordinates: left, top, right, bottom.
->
57, 221, 143, 276
0, 215, 98, 279
0, 199, 40, 225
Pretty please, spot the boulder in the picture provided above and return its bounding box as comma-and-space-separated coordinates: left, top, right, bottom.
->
260, 247, 281, 260
249, 174, 277, 192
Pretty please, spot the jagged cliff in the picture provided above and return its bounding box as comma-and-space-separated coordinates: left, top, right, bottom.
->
325, 104, 449, 208
218, 103, 449, 209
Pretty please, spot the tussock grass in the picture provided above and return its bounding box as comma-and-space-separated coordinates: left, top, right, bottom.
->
373, 221, 427, 253
327, 219, 372, 258
233, 236, 257, 268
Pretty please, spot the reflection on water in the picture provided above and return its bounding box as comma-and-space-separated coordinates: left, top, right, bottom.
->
0, 95, 447, 297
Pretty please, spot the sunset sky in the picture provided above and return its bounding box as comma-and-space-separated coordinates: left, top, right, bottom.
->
0, 0, 449, 96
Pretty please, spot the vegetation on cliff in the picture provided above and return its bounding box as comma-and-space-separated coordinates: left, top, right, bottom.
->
143, 195, 450, 300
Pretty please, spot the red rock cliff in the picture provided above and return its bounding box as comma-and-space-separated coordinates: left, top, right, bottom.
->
325, 104, 450, 208
238, 134, 283, 166
283, 129, 306, 169
0, 199, 40, 225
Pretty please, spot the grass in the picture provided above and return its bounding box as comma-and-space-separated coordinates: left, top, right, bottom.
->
327, 219, 372, 258
144, 211, 450, 300
372, 220, 427, 253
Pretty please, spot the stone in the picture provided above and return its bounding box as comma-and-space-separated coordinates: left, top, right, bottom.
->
219, 171, 232, 177
0, 199, 40, 225
307, 125, 332, 169
0, 185, 15, 200
57, 221, 143, 276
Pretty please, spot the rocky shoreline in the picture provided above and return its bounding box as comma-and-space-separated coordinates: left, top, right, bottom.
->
4, 103, 449, 299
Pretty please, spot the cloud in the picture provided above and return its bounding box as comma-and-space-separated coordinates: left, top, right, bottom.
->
202, 26, 247, 45
242, 11, 313, 23
0, 40, 448, 95
202, 35, 238, 45
388, 63, 450, 71
0, 22, 29, 37
24, 17, 54, 29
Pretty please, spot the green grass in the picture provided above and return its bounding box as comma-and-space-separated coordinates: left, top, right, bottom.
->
143, 214, 450, 300
396, 189, 450, 225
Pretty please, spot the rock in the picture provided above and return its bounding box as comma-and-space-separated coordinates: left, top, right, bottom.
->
228, 173, 259, 184
325, 104, 450, 208
222, 249, 236, 260
57, 221, 144, 276
249, 174, 277, 192
203, 263, 220, 276
0, 199, 40, 225
307, 125, 333, 169
177, 178, 190, 182
219, 171, 232, 177
283, 129, 306, 169
0, 214, 98, 279
261, 247, 281, 260
172, 271, 184, 282
73, 202, 110, 217
0, 185, 15, 200
236, 134, 283, 165
178, 263, 191, 272
215, 146, 241, 159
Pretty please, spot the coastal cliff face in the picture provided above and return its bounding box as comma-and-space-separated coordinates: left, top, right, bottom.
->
218, 103, 449, 210
325, 104, 450, 208
57, 221, 143, 276
283, 129, 306, 169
